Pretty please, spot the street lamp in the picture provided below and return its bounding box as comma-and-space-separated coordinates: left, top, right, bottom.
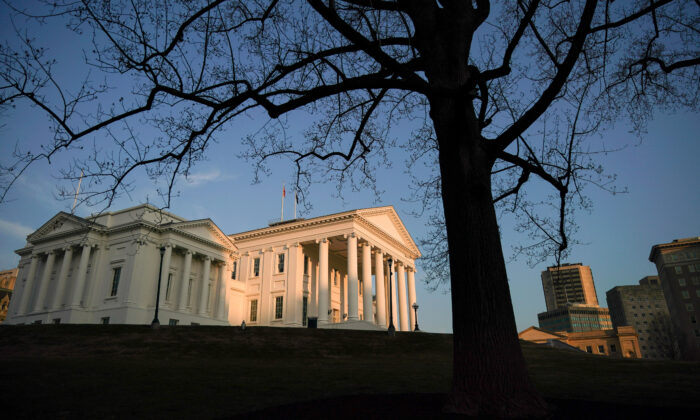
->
387, 258, 395, 335
151, 246, 166, 328
412, 302, 420, 332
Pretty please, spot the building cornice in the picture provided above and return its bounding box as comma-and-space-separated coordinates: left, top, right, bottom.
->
649, 237, 700, 262
229, 206, 420, 260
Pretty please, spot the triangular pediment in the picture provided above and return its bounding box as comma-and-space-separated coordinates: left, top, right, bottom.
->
28, 212, 97, 242
170, 219, 236, 251
357, 207, 421, 258
518, 326, 565, 341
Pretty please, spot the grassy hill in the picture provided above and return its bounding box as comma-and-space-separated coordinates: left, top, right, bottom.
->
1, 325, 698, 418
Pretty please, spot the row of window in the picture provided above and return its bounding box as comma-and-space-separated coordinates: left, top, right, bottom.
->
249, 296, 285, 322
674, 264, 700, 275
680, 289, 700, 299
677, 277, 700, 286
584, 344, 616, 354
667, 252, 699, 262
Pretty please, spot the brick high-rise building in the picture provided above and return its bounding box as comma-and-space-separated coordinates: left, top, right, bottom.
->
649, 237, 700, 361
541, 263, 599, 311
606, 276, 677, 359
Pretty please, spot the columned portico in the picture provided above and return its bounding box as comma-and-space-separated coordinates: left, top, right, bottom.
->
8, 204, 418, 329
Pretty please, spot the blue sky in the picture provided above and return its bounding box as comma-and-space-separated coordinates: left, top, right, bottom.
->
1, 4, 699, 333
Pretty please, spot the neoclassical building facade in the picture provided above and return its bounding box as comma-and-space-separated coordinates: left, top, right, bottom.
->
6, 204, 421, 330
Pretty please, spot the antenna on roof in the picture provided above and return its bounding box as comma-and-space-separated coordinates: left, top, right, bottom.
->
71, 170, 84, 214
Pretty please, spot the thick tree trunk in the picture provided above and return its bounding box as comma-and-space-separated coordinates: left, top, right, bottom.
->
431, 98, 549, 418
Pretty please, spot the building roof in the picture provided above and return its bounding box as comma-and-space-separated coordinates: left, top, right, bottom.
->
649, 236, 700, 262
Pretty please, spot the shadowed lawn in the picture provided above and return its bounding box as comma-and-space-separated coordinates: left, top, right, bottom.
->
0, 325, 698, 418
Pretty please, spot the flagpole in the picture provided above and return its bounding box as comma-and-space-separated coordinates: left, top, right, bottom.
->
294, 190, 297, 219
71, 170, 84, 214
281, 183, 285, 222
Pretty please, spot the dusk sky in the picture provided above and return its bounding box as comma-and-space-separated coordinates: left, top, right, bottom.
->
1, 3, 699, 333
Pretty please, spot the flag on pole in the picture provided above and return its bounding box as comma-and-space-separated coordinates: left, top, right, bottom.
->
281, 183, 285, 222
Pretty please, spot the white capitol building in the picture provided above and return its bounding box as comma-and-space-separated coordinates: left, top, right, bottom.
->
6, 204, 421, 330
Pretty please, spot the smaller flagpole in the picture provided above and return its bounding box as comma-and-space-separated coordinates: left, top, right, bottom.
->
71, 170, 84, 214
281, 183, 285, 222
294, 189, 297, 219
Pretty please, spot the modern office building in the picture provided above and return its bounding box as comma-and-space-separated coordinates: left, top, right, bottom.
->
541, 263, 599, 311
606, 276, 677, 359
537, 303, 613, 333
649, 237, 700, 360
5, 204, 421, 330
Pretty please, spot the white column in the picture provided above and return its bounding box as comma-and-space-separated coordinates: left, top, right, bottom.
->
317, 239, 329, 324
18, 254, 39, 314
397, 262, 408, 331
408, 267, 417, 331
198, 256, 211, 315
310, 258, 318, 317
390, 263, 398, 329
71, 244, 93, 307
361, 243, 372, 323
177, 250, 192, 310
217, 262, 227, 320
346, 234, 359, 321
52, 246, 73, 309
158, 244, 173, 306
34, 251, 55, 312
374, 250, 386, 327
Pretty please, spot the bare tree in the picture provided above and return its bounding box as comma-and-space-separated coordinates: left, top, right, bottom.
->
1, 0, 698, 417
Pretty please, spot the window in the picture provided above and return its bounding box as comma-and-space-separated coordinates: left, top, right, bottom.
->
274, 296, 284, 320
586, 346, 593, 353
359, 279, 363, 295
679, 278, 687, 286
101, 317, 110, 325
231, 261, 237, 280
333, 271, 338, 286
165, 273, 173, 301
250, 299, 258, 322
692, 277, 700, 285
52, 318, 61, 324
696, 289, 700, 298
695, 329, 700, 338
253, 257, 261, 277
332, 308, 340, 323
682, 290, 690, 299
598, 345, 605, 353
110, 267, 121, 297
169, 319, 179, 326
277, 253, 285, 273
686, 303, 695, 312
691, 265, 696, 273
675, 266, 683, 274
302, 296, 308, 326
304, 256, 309, 275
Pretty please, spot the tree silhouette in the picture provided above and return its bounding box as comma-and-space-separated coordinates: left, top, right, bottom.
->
1, 0, 698, 416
